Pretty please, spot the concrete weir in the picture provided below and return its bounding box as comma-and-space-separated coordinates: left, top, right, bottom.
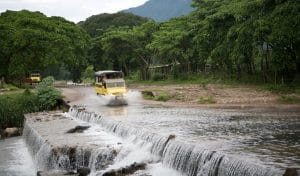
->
24, 111, 121, 176
23, 107, 290, 176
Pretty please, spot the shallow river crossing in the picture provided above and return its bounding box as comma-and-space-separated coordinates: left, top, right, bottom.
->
0, 87, 299, 175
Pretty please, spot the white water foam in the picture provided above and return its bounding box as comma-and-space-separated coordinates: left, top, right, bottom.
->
68, 107, 284, 176
22, 108, 284, 176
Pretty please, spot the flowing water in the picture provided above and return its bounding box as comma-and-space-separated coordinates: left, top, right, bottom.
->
107, 106, 300, 169
66, 107, 290, 176
0, 137, 36, 176
68, 87, 300, 171
0, 87, 299, 176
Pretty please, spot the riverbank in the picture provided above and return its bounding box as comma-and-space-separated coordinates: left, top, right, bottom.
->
0, 78, 64, 133
127, 83, 300, 112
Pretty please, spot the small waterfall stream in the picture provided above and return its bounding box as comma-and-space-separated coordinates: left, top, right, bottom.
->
67, 106, 284, 176
23, 122, 52, 171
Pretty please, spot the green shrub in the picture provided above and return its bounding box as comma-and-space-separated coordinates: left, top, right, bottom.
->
3, 84, 19, 91
296, 88, 300, 95
278, 95, 300, 104
0, 77, 62, 129
155, 93, 171, 102
81, 65, 95, 84
197, 95, 216, 104
152, 73, 167, 81
0, 92, 39, 128
82, 77, 94, 84
264, 84, 295, 94
18, 91, 39, 113
141, 90, 155, 100
36, 76, 61, 110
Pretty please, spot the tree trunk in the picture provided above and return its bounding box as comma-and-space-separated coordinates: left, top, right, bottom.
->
0, 76, 4, 88
261, 58, 266, 83
140, 67, 149, 80
237, 65, 241, 81
291, 43, 300, 83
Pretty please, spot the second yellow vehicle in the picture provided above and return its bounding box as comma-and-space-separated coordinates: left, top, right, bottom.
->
30, 72, 41, 83
95, 70, 127, 99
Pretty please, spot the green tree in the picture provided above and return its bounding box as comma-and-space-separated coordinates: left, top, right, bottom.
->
100, 22, 159, 79
191, 0, 300, 83
148, 16, 197, 77
78, 12, 149, 37
0, 10, 90, 82
36, 76, 61, 110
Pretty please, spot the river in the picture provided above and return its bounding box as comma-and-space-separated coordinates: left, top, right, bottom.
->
0, 86, 299, 175
65, 87, 300, 170
0, 137, 36, 176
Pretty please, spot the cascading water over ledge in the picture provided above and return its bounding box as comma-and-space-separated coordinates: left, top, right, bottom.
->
68, 106, 285, 176
21, 107, 292, 176
23, 111, 122, 174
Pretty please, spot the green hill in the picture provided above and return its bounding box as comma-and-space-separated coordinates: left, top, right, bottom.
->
78, 12, 149, 37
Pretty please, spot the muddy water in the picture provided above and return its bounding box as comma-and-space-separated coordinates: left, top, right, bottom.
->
0, 137, 36, 176
68, 87, 300, 170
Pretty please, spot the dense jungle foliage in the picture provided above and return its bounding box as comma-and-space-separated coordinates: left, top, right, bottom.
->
78, 12, 149, 37
0, 0, 299, 85
0, 10, 90, 82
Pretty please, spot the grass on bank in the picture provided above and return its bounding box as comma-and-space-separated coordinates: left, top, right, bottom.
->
142, 90, 172, 102
0, 91, 39, 128
1, 83, 19, 90
197, 95, 217, 104
278, 95, 300, 104
0, 83, 23, 95
127, 73, 300, 95
0, 77, 62, 129
155, 92, 172, 102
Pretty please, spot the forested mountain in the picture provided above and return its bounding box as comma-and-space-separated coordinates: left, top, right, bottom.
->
124, 0, 194, 22
78, 12, 149, 37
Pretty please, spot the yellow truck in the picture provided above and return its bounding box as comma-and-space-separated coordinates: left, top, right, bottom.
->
30, 72, 41, 83
95, 70, 127, 98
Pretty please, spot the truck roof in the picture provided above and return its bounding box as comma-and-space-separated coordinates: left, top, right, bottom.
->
95, 70, 123, 76
104, 79, 125, 83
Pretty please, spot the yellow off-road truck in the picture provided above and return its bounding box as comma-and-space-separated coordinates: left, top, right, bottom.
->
30, 72, 41, 83
95, 70, 127, 98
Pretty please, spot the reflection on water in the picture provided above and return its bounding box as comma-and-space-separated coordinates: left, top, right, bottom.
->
0, 137, 36, 176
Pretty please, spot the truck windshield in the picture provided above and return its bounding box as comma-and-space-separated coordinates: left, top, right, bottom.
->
106, 82, 125, 88
31, 74, 40, 77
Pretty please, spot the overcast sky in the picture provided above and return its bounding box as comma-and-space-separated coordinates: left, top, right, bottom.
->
0, 0, 148, 23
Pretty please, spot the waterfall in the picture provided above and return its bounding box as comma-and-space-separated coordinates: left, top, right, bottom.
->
68, 106, 284, 176
23, 122, 52, 171
88, 147, 117, 173
162, 141, 281, 176
23, 112, 117, 173
69, 106, 171, 157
